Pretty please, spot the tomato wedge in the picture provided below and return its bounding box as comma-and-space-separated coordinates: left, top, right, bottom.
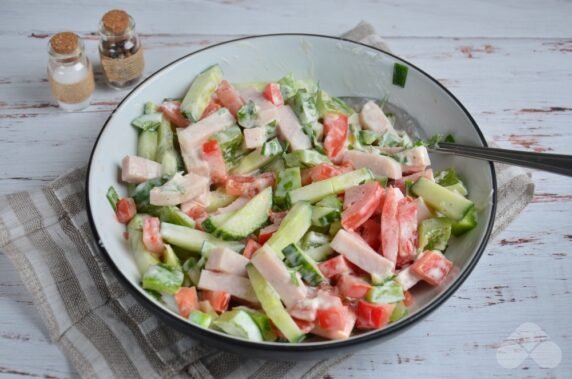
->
174, 287, 199, 318
316, 305, 351, 331
215, 80, 244, 117
201, 139, 228, 184
337, 274, 372, 299
142, 217, 165, 254
360, 219, 381, 251
410, 250, 453, 286
159, 101, 190, 128
318, 255, 354, 279
225, 173, 275, 197
201, 100, 222, 120
116, 197, 136, 224
341, 182, 383, 231
262, 82, 284, 106
355, 300, 395, 330
323, 113, 349, 161
243, 239, 261, 259
258, 223, 279, 245
203, 289, 231, 313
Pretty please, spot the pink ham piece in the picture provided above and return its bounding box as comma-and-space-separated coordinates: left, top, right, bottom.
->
276, 105, 312, 151
250, 245, 307, 308
198, 270, 259, 304
216, 80, 244, 117
243, 127, 267, 149
311, 307, 356, 340
380, 187, 404, 265
415, 197, 433, 222
149, 172, 209, 206
121, 155, 162, 184
359, 100, 394, 135
396, 263, 423, 291
205, 246, 250, 277
343, 150, 402, 179
214, 196, 249, 215
331, 230, 394, 280
396, 197, 419, 267
396, 146, 431, 174
239, 88, 280, 127
177, 108, 235, 174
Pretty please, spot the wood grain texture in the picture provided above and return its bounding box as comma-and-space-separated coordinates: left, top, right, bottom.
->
0, 1, 571, 378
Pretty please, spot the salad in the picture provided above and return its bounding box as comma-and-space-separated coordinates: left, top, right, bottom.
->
107, 64, 478, 342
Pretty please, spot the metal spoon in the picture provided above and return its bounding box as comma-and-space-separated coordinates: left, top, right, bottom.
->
339, 96, 572, 177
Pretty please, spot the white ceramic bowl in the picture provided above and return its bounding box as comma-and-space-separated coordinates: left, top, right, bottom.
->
87, 34, 496, 359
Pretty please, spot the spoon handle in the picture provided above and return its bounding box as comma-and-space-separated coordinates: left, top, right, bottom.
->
432, 142, 572, 177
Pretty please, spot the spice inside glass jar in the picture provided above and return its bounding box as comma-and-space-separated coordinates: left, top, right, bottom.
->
47, 32, 95, 111
99, 9, 144, 89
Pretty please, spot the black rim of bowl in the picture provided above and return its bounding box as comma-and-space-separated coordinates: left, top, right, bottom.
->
85, 33, 498, 352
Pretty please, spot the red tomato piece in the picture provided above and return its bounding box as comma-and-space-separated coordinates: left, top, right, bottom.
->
262, 82, 284, 106
258, 223, 279, 245
269, 211, 287, 225
337, 274, 372, 299
201, 139, 228, 184
201, 100, 222, 120
159, 101, 190, 128
174, 287, 199, 318
361, 219, 381, 251
116, 197, 136, 224
142, 217, 165, 254
215, 80, 244, 117
341, 182, 383, 231
318, 255, 353, 279
293, 318, 315, 334
396, 197, 418, 268
323, 113, 349, 161
403, 290, 413, 306
380, 187, 404, 264
243, 239, 261, 260
203, 289, 231, 313
316, 305, 351, 331
225, 173, 275, 197
356, 300, 396, 330
288, 299, 318, 321
410, 250, 453, 286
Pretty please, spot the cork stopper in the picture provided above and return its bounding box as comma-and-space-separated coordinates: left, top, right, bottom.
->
49, 32, 79, 55
102, 9, 130, 34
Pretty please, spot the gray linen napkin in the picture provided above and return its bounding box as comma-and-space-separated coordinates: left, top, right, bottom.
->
0, 22, 534, 379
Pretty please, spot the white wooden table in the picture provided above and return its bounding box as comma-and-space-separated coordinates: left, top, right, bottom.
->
1, 1, 571, 377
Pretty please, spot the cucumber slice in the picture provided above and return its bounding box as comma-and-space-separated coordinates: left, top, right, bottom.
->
189, 310, 213, 328
156, 118, 181, 176
451, 207, 478, 236
144, 101, 158, 115
180, 64, 223, 121
233, 81, 268, 91
411, 177, 474, 221
201, 211, 236, 234
206, 190, 237, 212
288, 168, 373, 204
232, 148, 276, 175
282, 244, 326, 286
261, 138, 284, 157
106, 185, 119, 211
301, 231, 330, 250
142, 264, 183, 295
159, 206, 196, 229
311, 206, 341, 227
162, 244, 182, 271
389, 302, 409, 322
160, 223, 244, 253
418, 218, 452, 252
274, 167, 302, 210
283, 149, 330, 168
137, 130, 158, 161
131, 113, 163, 131
316, 90, 354, 118
233, 306, 278, 342
315, 194, 342, 210
435, 168, 468, 197
366, 279, 404, 304
246, 264, 304, 343
127, 215, 161, 275
290, 89, 319, 124
266, 202, 312, 259
329, 220, 342, 237
211, 187, 272, 241
212, 126, 244, 162
305, 244, 334, 262
261, 157, 286, 175
212, 309, 263, 342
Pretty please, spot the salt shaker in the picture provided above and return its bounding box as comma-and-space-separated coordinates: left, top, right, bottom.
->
47, 32, 95, 111
99, 9, 144, 89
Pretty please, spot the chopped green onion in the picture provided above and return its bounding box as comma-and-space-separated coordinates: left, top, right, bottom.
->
237, 100, 257, 128
106, 186, 120, 211
261, 138, 284, 157
392, 63, 409, 88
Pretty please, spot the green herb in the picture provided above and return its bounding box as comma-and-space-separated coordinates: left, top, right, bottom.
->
237, 100, 257, 128
106, 186, 120, 211
392, 63, 409, 88
261, 138, 284, 157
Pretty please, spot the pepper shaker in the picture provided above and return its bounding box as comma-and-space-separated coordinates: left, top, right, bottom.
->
47, 32, 95, 111
99, 9, 144, 89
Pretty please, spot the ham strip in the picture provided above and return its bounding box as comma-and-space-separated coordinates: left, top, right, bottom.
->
198, 270, 259, 304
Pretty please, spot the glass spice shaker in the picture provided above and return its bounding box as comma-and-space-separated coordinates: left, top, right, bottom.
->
99, 9, 144, 89
47, 32, 95, 111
